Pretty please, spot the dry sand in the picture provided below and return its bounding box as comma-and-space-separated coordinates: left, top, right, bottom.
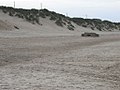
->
0, 35, 120, 90
0, 10, 120, 90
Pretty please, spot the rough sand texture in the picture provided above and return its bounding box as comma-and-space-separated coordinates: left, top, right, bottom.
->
0, 35, 120, 90
0, 19, 14, 30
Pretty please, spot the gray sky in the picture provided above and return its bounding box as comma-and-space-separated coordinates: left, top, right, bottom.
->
0, 0, 120, 22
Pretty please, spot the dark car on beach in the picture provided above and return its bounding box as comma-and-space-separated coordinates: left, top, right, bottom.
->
81, 32, 99, 37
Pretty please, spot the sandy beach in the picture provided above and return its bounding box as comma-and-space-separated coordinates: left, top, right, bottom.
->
0, 8, 120, 90
0, 34, 120, 90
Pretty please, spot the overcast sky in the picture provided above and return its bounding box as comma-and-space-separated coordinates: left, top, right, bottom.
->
0, 0, 120, 22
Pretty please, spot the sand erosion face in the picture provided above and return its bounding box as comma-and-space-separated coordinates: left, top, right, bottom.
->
0, 19, 14, 30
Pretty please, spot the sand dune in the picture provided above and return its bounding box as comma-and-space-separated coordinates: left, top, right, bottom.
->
0, 19, 14, 30
0, 10, 96, 37
0, 8, 120, 90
